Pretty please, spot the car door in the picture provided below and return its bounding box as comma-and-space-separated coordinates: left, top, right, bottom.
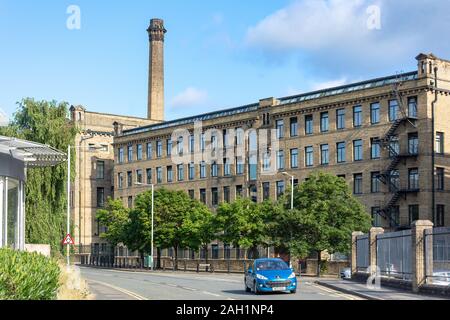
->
246, 262, 255, 288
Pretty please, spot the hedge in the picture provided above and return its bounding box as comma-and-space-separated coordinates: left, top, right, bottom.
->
0, 248, 61, 300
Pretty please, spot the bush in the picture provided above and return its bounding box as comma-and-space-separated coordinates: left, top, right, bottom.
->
0, 248, 61, 300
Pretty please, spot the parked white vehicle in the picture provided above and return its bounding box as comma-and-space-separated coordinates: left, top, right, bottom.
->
431, 271, 450, 286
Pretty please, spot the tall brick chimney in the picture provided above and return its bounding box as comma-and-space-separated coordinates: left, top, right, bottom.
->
147, 18, 166, 121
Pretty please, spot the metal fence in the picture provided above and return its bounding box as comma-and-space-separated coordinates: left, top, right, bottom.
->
425, 227, 450, 286
161, 247, 270, 260
356, 234, 369, 272
376, 230, 412, 280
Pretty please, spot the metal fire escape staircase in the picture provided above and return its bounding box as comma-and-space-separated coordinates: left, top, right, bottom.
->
375, 75, 418, 227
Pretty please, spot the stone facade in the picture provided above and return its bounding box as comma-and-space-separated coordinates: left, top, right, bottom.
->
69, 106, 157, 257
113, 53, 450, 231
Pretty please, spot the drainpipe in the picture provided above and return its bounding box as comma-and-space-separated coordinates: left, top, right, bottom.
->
431, 66, 438, 222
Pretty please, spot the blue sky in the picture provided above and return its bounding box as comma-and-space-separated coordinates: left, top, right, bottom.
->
1, 0, 449, 122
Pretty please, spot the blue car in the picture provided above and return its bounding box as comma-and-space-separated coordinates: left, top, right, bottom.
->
245, 258, 297, 294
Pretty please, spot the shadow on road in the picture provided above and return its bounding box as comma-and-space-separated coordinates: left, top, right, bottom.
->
221, 290, 292, 296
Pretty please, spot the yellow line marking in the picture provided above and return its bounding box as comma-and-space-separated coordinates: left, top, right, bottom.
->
88, 279, 148, 300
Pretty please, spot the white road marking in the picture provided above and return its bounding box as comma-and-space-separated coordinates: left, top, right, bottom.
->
202, 291, 222, 297
87, 279, 148, 300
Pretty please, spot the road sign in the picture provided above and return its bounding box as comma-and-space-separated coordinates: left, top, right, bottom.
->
62, 234, 75, 245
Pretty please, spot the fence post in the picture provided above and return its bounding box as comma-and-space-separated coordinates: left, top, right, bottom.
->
369, 227, 384, 273
411, 220, 433, 293
351, 231, 364, 275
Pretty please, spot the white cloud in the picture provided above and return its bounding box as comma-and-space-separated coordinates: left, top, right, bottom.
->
0, 108, 9, 126
170, 87, 208, 108
244, 0, 450, 74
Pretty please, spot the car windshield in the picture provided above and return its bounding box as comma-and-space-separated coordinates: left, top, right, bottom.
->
256, 260, 289, 271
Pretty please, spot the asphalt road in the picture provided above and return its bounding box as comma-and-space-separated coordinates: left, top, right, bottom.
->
79, 266, 361, 300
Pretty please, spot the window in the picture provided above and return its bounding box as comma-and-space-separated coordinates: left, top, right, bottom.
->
389, 136, 400, 157
166, 139, 172, 156
354, 174, 363, 195
188, 190, 195, 200
336, 109, 345, 130
96, 161, 105, 179
211, 134, 218, 151
156, 167, 162, 183
276, 181, 285, 199
408, 97, 417, 118
224, 187, 230, 203
337, 174, 346, 181
353, 140, 363, 161
276, 120, 284, 139
236, 157, 244, 175
223, 129, 230, 148
97, 188, 105, 208
290, 149, 298, 169
390, 170, 400, 191
188, 163, 195, 180
128, 196, 133, 209
436, 132, 444, 154
371, 138, 381, 159
236, 129, 244, 145
290, 117, 298, 137
136, 169, 143, 184
436, 205, 445, 227
305, 146, 314, 167
200, 189, 206, 204
337, 142, 346, 163
89, 143, 96, 151
137, 144, 143, 161
409, 205, 419, 225
189, 135, 195, 153
177, 137, 184, 155
408, 133, 419, 155
146, 142, 153, 160
200, 162, 206, 178
118, 147, 124, 164
211, 162, 218, 177
390, 206, 400, 227
409, 168, 419, 190
389, 100, 399, 122
127, 171, 132, 187
236, 185, 243, 198
305, 115, 313, 135
320, 112, 329, 132
127, 145, 133, 162
118, 173, 124, 189
211, 188, 218, 206
156, 140, 162, 158
370, 102, 380, 124
371, 207, 382, 227
321, 144, 329, 165
200, 133, 206, 151
353, 105, 362, 127
437, 167, 444, 191
146, 168, 152, 184
371, 172, 380, 193
167, 166, 173, 183
262, 152, 271, 172
263, 182, 270, 201
249, 155, 257, 180
277, 150, 285, 170
177, 164, 184, 182
220, 158, 229, 176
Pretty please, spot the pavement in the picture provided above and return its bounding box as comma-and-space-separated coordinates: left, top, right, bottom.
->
79, 266, 361, 300
315, 279, 447, 300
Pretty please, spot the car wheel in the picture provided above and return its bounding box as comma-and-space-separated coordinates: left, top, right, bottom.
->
245, 280, 251, 293
253, 282, 260, 295
290, 289, 297, 294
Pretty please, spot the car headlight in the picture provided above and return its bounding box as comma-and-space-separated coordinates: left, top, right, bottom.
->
256, 274, 268, 280
288, 272, 296, 279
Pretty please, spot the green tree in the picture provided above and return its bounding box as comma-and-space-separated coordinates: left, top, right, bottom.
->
96, 198, 129, 246
0, 99, 76, 253
280, 172, 371, 276
215, 197, 266, 258
128, 188, 214, 269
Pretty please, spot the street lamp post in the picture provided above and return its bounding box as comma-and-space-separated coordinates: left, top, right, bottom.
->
135, 182, 155, 271
282, 172, 295, 210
